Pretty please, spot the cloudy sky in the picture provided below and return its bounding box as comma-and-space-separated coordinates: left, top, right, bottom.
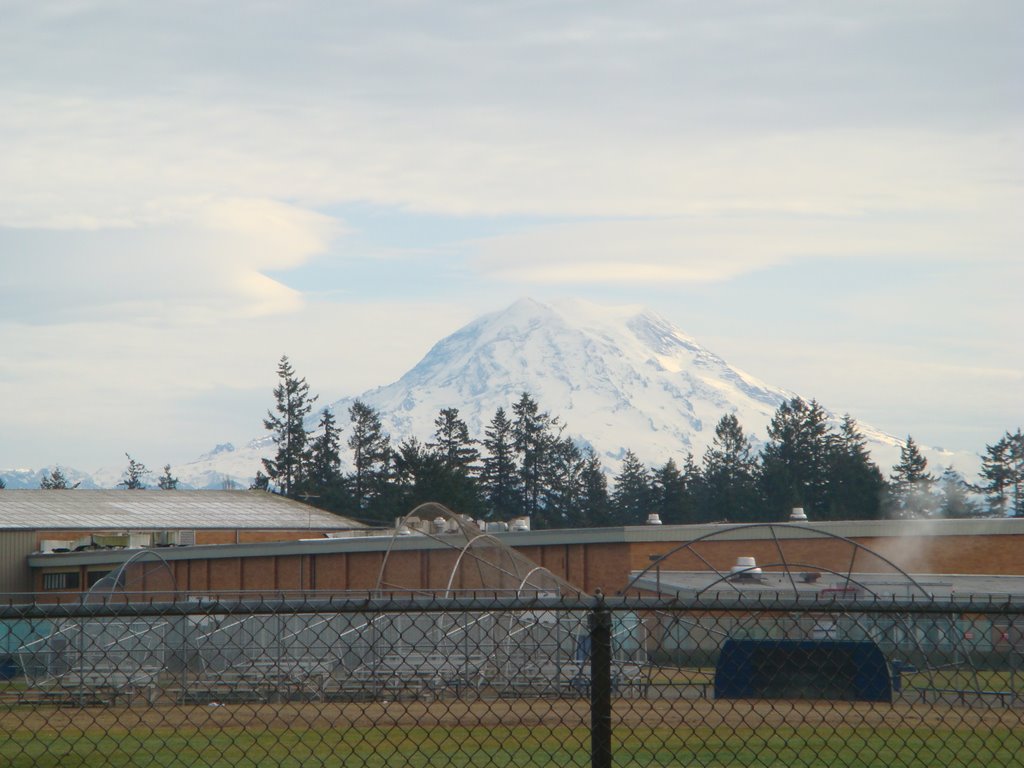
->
1, 0, 1020, 475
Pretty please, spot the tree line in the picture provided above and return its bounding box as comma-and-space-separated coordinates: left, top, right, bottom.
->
257, 356, 1024, 527
21, 455, 180, 491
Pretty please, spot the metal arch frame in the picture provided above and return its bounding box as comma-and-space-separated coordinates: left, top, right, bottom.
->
46, 549, 182, 694
376, 502, 583, 597
624, 523, 969, 697
444, 532, 525, 596
516, 566, 551, 596
374, 502, 479, 594
622, 522, 933, 599
83, 547, 180, 602
375, 502, 585, 689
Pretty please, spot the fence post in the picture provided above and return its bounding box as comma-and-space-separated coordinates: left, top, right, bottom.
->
590, 593, 613, 768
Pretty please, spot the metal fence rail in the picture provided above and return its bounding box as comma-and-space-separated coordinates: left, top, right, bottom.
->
1, 593, 1021, 767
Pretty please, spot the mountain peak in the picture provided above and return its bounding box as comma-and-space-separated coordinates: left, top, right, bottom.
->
326, 297, 796, 467
2, 298, 968, 489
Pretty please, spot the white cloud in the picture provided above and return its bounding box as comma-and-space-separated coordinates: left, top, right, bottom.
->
469, 189, 1022, 285
0, 1, 1019, 472
0, 198, 340, 324
0, 299, 475, 471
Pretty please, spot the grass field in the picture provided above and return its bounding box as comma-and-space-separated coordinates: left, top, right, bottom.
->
1, 699, 1020, 767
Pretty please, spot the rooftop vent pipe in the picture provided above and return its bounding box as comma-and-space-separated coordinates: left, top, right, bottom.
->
729, 556, 764, 580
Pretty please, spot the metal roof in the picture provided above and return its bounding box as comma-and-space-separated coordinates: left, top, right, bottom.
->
630, 570, 1024, 600
0, 490, 364, 530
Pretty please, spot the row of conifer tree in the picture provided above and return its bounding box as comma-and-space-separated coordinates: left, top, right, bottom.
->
256, 356, 1024, 528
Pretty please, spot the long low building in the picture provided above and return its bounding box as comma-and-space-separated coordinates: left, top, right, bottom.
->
0, 490, 365, 593
4, 491, 1024, 599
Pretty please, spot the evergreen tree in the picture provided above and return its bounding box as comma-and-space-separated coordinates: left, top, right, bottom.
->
577, 447, 612, 526
157, 464, 179, 490
481, 407, 520, 521
1010, 430, 1024, 517
0, 477, 5, 489
261, 355, 318, 497
680, 453, 709, 523
611, 450, 652, 525
393, 437, 450, 511
394, 435, 484, 519
346, 400, 391, 517
250, 471, 270, 491
40, 467, 79, 489
118, 453, 149, 490
539, 436, 584, 529
511, 393, 560, 520
979, 429, 1024, 517
825, 415, 885, 520
305, 408, 354, 513
886, 435, 936, 518
428, 408, 480, 476
759, 398, 833, 521
651, 459, 688, 525
308, 408, 343, 491
979, 434, 1011, 516
936, 466, 979, 518
702, 414, 761, 522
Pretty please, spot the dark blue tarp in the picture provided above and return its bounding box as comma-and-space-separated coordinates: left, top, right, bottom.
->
714, 639, 892, 702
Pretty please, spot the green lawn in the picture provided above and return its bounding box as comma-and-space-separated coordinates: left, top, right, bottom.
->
1, 723, 1019, 767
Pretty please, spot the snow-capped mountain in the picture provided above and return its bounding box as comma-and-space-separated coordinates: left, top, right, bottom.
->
7, 298, 972, 489
0, 466, 100, 490
332, 297, 799, 464
172, 297, 925, 487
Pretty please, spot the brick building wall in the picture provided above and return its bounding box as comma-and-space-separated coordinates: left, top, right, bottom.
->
26, 521, 1024, 599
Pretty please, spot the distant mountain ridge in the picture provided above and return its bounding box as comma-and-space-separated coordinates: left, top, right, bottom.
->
164, 297, 919, 487
4, 298, 974, 489
327, 297, 798, 463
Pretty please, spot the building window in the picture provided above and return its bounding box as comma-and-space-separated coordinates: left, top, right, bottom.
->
87, 570, 112, 587
43, 572, 81, 591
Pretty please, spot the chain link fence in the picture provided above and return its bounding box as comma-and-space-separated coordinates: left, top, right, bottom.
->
1, 592, 1021, 767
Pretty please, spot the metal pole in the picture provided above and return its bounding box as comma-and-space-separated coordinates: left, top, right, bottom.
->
590, 594, 613, 768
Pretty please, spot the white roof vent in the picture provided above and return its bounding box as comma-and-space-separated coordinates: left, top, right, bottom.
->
645, 512, 663, 525
789, 507, 808, 522
730, 556, 763, 579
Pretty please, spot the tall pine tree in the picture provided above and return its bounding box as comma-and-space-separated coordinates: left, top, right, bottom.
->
481, 407, 520, 521
886, 435, 936, 518
40, 467, 79, 489
651, 459, 688, 525
611, 450, 652, 525
936, 466, 979, 518
157, 464, 179, 490
346, 400, 391, 518
540, 436, 584, 529
1010, 430, 1024, 517
118, 453, 150, 490
825, 415, 884, 520
512, 393, 560, 521
262, 355, 318, 497
702, 414, 761, 522
428, 408, 480, 476
759, 398, 833, 521
392, 436, 481, 516
577, 447, 612, 526
979, 429, 1024, 517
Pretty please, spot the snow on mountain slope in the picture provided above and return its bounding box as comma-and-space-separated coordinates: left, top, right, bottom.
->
327, 297, 803, 468
27, 298, 974, 489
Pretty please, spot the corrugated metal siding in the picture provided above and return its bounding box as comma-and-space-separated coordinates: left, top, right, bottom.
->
0, 531, 36, 593
0, 489, 364, 530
